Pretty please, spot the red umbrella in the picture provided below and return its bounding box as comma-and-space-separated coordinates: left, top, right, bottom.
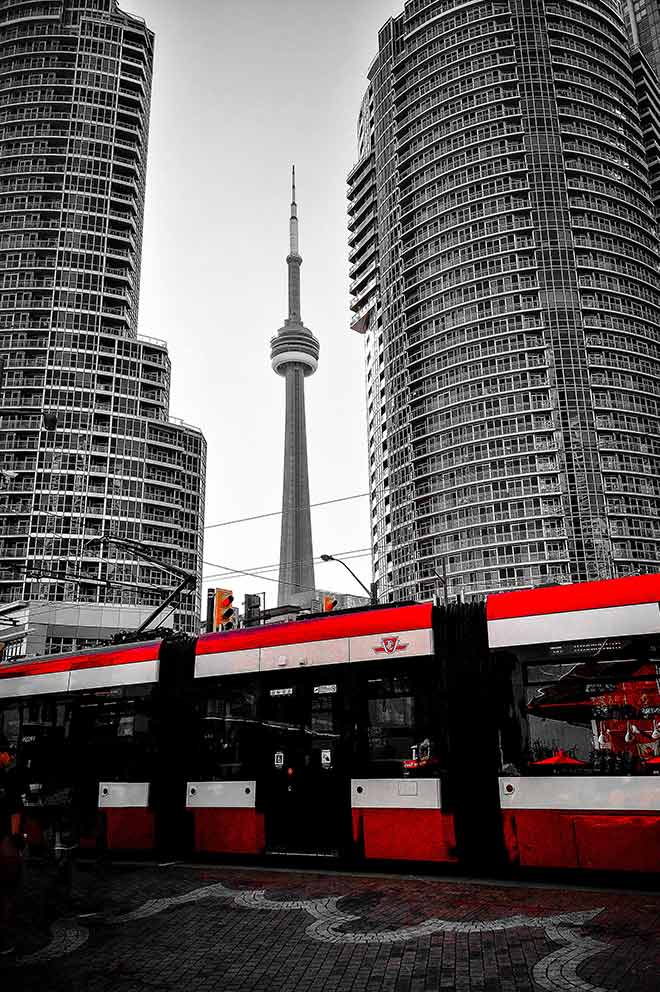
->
643, 755, 660, 765
530, 749, 588, 766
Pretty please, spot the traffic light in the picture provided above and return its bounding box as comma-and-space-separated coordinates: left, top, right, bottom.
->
244, 593, 261, 627
214, 588, 236, 630
323, 595, 337, 612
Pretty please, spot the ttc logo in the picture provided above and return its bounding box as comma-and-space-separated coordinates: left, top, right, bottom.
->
373, 636, 408, 655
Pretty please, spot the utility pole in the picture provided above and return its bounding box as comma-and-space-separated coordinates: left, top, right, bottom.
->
320, 553, 377, 605
433, 561, 448, 606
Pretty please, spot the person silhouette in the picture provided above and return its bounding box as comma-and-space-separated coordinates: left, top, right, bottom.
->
0, 736, 24, 956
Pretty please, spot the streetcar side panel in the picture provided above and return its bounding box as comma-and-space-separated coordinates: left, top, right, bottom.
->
489, 573, 660, 874
0, 640, 163, 854
189, 603, 464, 862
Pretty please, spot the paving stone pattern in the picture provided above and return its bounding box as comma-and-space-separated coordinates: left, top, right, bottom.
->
2, 861, 659, 992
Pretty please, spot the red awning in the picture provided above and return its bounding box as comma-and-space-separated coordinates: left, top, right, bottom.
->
530, 750, 588, 766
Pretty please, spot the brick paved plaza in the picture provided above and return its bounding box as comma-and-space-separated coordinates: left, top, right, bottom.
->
2, 861, 659, 992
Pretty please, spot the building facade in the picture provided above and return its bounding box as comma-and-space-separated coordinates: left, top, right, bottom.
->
624, 1, 660, 219
349, 0, 660, 603
0, 0, 206, 637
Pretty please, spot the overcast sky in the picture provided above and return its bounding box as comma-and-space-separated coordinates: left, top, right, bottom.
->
124, 0, 402, 614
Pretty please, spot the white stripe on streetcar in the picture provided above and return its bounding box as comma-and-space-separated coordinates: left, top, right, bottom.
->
499, 776, 660, 811
98, 782, 150, 808
194, 648, 260, 679
69, 659, 159, 692
194, 627, 435, 679
351, 778, 442, 809
0, 670, 70, 699
185, 781, 256, 808
488, 602, 660, 648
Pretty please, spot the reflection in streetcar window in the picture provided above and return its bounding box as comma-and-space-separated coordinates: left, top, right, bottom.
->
1, 699, 74, 806
310, 693, 337, 738
73, 686, 156, 784
196, 680, 257, 780
361, 664, 445, 777
0, 705, 19, 749
367, 675, 415, 766
520, 658, 660, 774
265, 685, 300, 733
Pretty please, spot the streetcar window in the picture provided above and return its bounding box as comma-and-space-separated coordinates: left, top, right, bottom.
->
310, 694, 336, 737
519, 658, 660, 774
0, 705, 19, 748
195, 680, 257, 780
6, 697, 75, 806
266, 685, 301, 732
357, 663, 446, 776
71, 686, 156, 784
366, 675, 416, 768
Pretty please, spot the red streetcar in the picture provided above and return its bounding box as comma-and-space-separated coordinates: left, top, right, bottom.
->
0, 572, 657, 875
187, 602, 468, 862
0, 637, 183, 854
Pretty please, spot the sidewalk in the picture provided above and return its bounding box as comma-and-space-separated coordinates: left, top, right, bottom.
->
2, 860, 659, 991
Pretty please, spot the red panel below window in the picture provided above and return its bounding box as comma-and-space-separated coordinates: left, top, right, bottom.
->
352, 808, 457, 862
192, 808, 266, 855
502, 809, 660, 872
508, 809, 579, 868
104, 809, 155, 851
573, 814, 660, 872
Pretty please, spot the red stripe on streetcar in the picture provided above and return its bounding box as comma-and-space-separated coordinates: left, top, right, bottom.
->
0, 640, 161, 680
486, 573, 660, 622
196, 602, 433, 656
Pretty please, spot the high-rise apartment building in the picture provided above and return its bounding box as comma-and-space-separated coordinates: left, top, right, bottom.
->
0, 0, 206, 637
349, 0, 660, 604
625, 0, 660, 80
624, 1, 660, 218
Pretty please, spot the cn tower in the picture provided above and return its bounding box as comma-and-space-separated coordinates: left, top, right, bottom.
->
271, 168, 320, 607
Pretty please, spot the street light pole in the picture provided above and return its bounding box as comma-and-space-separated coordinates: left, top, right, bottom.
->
320, 554, 377, 606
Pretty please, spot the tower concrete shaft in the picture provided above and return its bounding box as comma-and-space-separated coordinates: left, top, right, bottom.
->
278, 365, 315, 605
270, 169, 320, 606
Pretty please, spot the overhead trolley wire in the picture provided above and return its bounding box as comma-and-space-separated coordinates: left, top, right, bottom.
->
1, 493, 371, 632
202, 547, 372, 584
204, 492, 369, 530
202, 557, 315, 592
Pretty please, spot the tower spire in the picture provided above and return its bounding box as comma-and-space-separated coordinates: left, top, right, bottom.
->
287, 164, 301, 320
271, 167, 320, 607
290, 164, 298, 253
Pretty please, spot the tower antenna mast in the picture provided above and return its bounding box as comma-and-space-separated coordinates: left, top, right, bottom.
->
270, 168, 320, 606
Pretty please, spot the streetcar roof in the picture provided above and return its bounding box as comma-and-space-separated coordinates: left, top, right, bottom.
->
196, 602, 434, 657
0, 639, 162, 697
487, 573, 660, 621
486, 573, 660, 651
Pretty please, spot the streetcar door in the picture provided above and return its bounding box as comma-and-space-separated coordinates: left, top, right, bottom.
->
262, 675, 348, 856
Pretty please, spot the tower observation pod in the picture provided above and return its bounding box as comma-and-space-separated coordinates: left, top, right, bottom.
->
270, 168, 320, 607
